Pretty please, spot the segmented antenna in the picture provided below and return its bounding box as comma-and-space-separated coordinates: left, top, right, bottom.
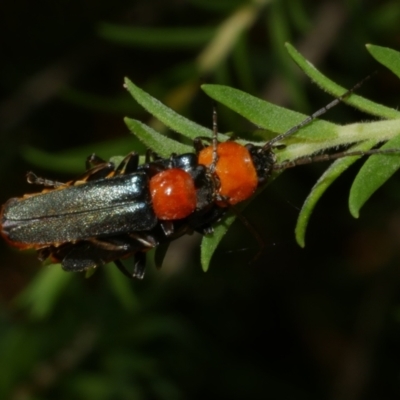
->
275, 147, 400, 170
210, 103, 219, 173
263, 73, 376, 151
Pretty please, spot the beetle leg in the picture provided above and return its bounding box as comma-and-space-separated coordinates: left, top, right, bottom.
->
61, 247, 99, 271
26, 172, 65, 188
185, 204, 226, 235
193, 137, 210, 152
114, 252, 147, 279
71, 163, 115, 184
86, 237, 132, 252
154, 242, 170, 269
159, 221, 174, 237
43, 241, 99, 272
114, 152, 139, 175
86, 153, 107, 169
114, 259, 135, 279
37, 247, 52, 261
87, 235, 157, 260
36, 243, 101, 271
133, 252, 146, 279
127, 233, 158, 248
59, 238, 137, 272
145, 149, 161, 163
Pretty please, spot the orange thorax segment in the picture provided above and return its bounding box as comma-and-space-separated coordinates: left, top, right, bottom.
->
198, 142, 258, 205
149, 169, 197, 220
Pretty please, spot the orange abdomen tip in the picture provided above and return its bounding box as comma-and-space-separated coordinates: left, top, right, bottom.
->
150, 169, 197, 220
198, 141, 258, 205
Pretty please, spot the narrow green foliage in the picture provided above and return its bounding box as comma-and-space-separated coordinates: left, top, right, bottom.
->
124, 118, 192, 158
349, 134, 400, 218
201, 214, 237, 272
295, 141, 378, 247
124, 78, 217, 141
201, 84, 337, 141
367, 44, 400, 79
285, 43, 400, 119
125, 44, 400, 270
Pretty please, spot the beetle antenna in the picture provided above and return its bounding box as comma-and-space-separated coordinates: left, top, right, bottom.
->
263, 73, 376, 151
218, 198, 265, 263
209, 102, 219, 173
274, 147, 400, 170
233, 205, 265, 263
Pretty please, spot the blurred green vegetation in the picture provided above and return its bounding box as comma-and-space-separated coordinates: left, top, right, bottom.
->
2, 0, 400, 399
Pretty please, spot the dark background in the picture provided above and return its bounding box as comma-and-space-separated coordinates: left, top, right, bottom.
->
1, 0, 400, 399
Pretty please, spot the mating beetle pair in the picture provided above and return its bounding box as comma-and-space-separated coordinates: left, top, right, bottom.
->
1, 120, 278, 279
2, 79, 400, 279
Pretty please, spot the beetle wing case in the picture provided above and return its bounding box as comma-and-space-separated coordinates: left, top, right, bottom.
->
0, 172, 157, 248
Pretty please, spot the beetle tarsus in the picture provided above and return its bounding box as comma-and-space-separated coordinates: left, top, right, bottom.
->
26, 172, 64, 188
133, 252, 146, 279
